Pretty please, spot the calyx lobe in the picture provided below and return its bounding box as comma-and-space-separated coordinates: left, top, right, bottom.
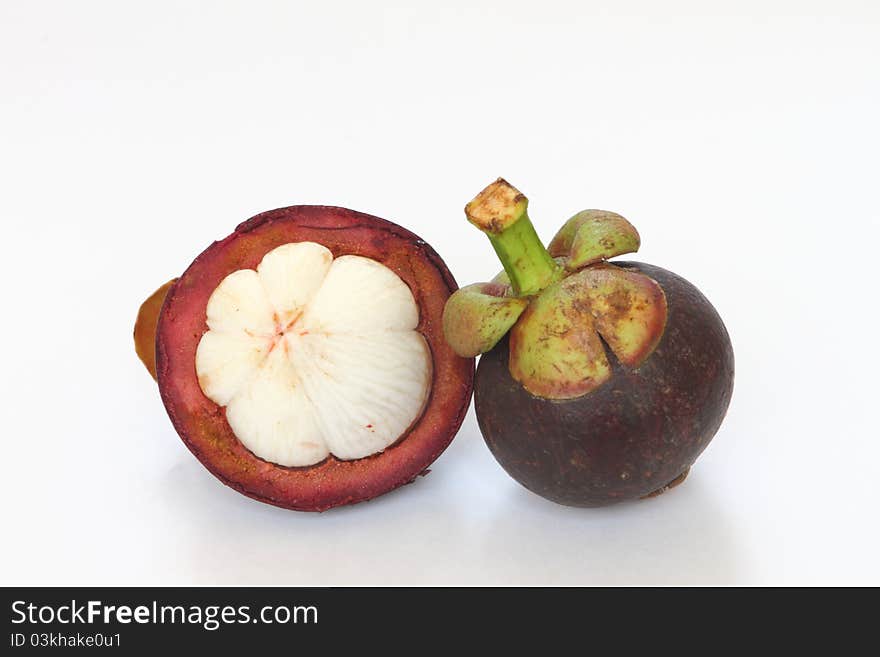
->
442, 283, 528, 358
548, 210, 641, 269
509, 262, 667, 399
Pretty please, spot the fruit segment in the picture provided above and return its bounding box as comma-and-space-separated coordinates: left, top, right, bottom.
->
300, 255, 419, 333
256, 242, 333, 326
195, 242, 431, 467
195, 331, 269, 406
291, 331, 431, 460
205, 269, 277, 337
225, 346, 328, 467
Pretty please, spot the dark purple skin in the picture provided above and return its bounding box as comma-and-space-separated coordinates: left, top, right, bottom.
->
474, 262, 734, 507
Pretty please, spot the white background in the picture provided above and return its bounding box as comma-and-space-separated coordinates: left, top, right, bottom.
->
2, 1, 878, 586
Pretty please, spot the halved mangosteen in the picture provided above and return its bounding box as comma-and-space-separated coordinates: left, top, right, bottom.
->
443, 179, 734, 507
136, 205, 473, 511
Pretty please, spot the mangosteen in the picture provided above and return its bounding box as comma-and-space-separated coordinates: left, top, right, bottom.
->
443, 179, 734, 507
135, 205, 473, 511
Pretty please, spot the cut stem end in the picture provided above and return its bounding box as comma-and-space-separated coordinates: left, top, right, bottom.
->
466, 178, 560, 297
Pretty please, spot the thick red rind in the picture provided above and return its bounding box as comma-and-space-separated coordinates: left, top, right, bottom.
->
156, 206, 474, 512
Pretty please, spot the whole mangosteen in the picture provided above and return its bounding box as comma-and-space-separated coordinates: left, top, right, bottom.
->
443, 179, 734, 507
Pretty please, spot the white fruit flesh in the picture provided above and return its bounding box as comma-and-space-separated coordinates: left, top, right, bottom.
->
195, 242, 431, 467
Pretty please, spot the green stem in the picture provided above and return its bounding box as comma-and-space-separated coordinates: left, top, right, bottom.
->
465, 178, 561, 296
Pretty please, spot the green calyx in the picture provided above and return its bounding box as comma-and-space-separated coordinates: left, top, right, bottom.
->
443, 178, 669, 400
442, 283, 528, 358
548, 210, 641, 270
